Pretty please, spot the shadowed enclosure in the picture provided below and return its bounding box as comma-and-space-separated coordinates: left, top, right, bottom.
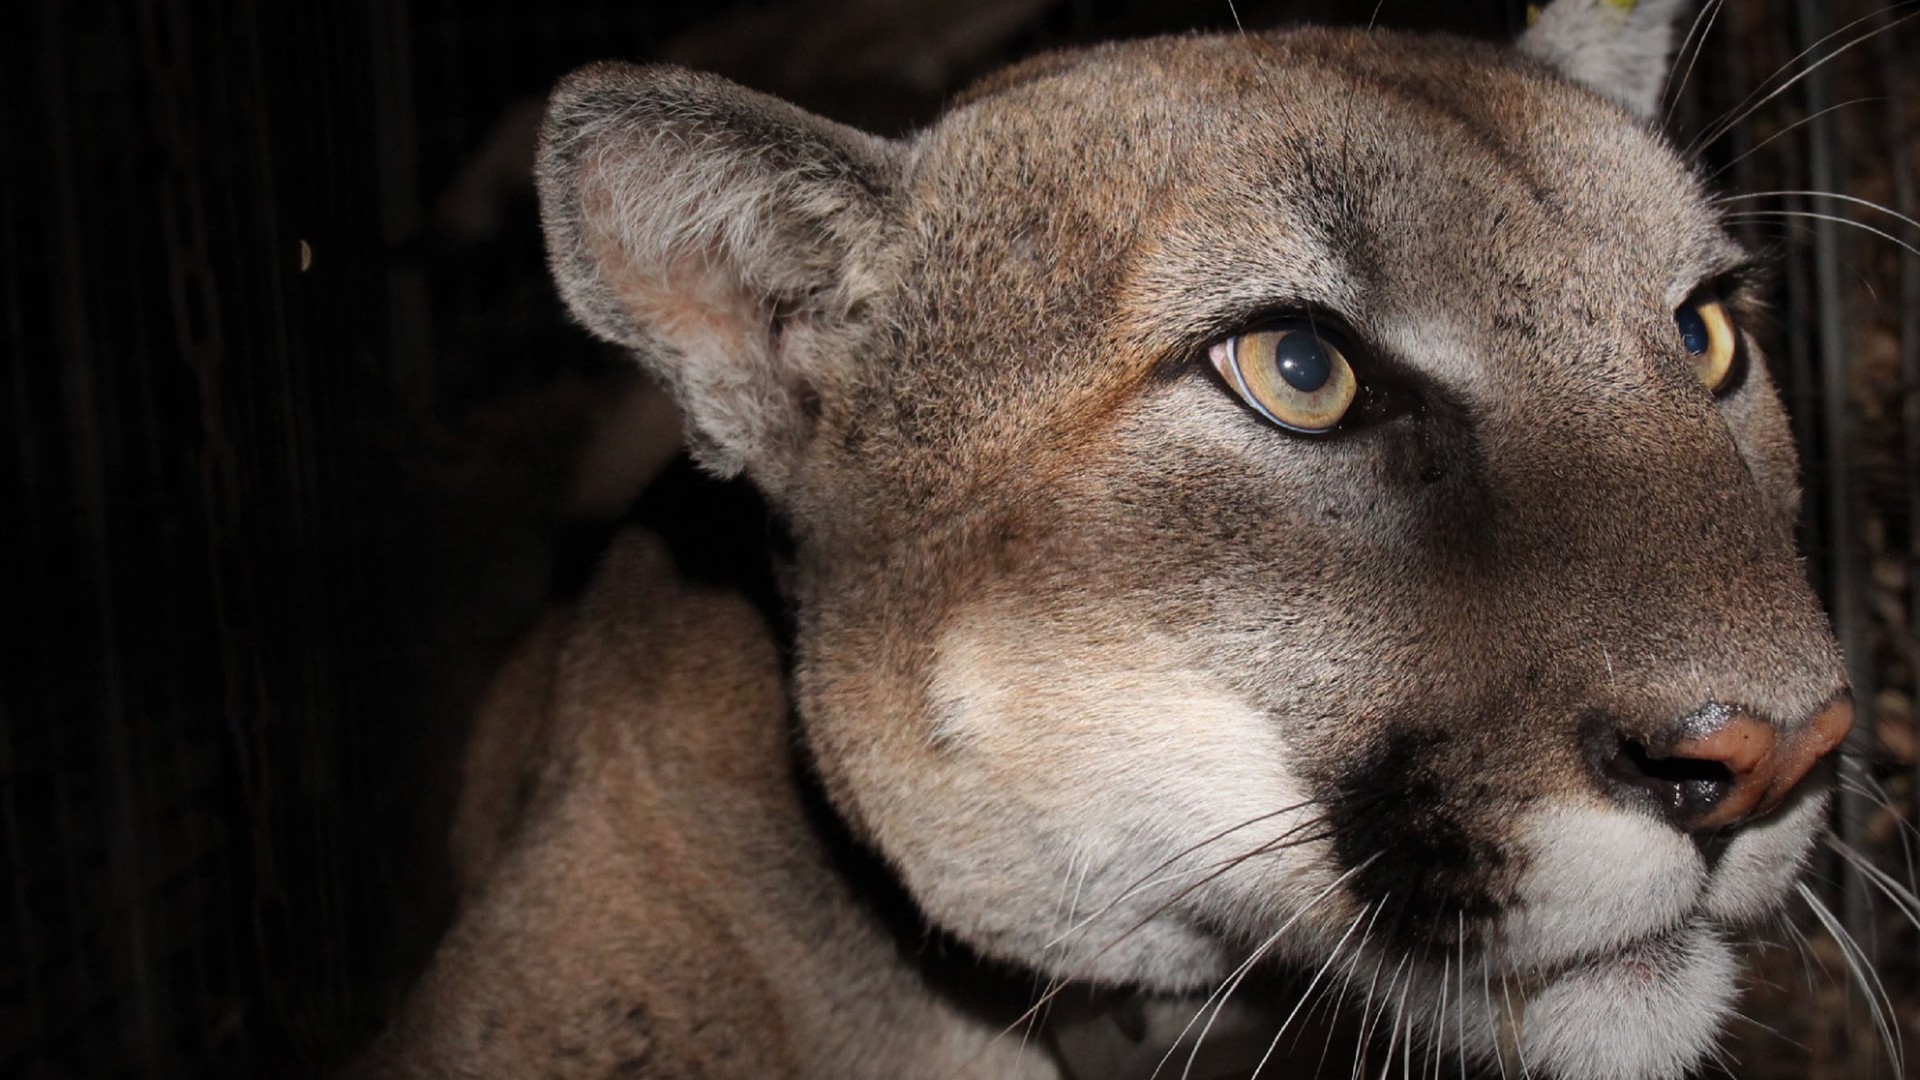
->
3, 1, 1916, 1077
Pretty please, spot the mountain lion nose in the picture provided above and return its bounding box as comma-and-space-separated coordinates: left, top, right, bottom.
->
1586, 695, 1854, 832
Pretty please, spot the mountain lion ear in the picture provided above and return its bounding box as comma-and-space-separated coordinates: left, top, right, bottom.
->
1518, 0, 1691, 119
536, 63, 902, 484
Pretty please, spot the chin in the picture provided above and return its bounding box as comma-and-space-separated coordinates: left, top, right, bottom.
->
1367, 920, 1737, 1080
1509, 920, 1738, 1080
1329, 796, 1834, 1080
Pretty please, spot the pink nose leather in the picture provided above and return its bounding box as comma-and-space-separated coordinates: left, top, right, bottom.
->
1656, 695, 1855, 831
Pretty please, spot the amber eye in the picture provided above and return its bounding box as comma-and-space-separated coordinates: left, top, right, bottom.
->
1208, 322, 1359, 433
1675, 297, 1737, 393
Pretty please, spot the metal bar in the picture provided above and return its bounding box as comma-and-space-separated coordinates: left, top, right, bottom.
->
369, 0, 437, 406
1874, 0, 1920, 989
39, 0, 161, 1071
1793, 0, 1882, 1067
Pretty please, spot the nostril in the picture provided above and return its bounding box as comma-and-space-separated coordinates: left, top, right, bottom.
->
1603, 736, 1736, 823
1580, 700, 1855, 833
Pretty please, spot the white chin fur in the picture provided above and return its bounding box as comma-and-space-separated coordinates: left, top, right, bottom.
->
1506, 791, 1830, 971
1443, 798, 1829, 1078
1517, 922, 1736, 1080
1703, 788, 1828, 921
1504, 805, 1703, 968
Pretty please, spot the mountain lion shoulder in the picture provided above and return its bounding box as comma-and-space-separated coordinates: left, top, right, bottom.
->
353, 3, 1856, 1078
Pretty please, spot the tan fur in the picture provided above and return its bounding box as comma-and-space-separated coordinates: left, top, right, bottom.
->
361, 9, 1854, 1080
355, 534, 1054, 1079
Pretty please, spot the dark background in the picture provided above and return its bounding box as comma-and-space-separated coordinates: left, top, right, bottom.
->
3, 1, 1915, 1077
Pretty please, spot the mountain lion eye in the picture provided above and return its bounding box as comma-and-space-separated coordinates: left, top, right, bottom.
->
1675, 297, 1736, 393
1209, 323, 1359, 433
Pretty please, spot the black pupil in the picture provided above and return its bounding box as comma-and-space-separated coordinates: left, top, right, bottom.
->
1275, 333, 1333, 392
1676, 305, 1710, 356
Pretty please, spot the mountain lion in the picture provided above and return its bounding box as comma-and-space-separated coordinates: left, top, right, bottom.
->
354, 2, 1859, 1077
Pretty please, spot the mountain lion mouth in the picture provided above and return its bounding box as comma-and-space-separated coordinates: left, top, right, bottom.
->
1493, 916, 1738, 1080
1523, 923, 1693, 990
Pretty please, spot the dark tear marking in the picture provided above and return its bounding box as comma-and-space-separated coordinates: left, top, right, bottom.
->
1326, 727, 1506, 949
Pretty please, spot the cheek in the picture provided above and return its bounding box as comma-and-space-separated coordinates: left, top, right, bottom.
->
905, 614, 1358, 985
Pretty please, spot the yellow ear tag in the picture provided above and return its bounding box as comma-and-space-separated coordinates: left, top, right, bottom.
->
1602, 0, 1638, 26
1531, 1, 1636, 28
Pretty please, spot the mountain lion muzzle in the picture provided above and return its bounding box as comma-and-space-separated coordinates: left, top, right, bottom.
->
353, 3, 1859, 1079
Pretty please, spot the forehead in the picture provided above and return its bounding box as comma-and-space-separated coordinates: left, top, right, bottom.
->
903, 30, 1736, 377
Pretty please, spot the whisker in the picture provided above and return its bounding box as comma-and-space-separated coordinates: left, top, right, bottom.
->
1044, 795, 1342, 948
1350, 953, 1402, 1080
1767, 908, 1824, 994
1020, 848, 1090, 1059
1726, 1004, 1812, 1056
1663, 0, 1725, 130
1249, 901, 1372, 1079
1707, 97, 1886, 180
1455, 913, 1468, 1080
1072, 821, 1343, 959
1372, 980, 1402, 1080
1702, 1039, 1739, 1079
1318, 894, 1391, 1080
1722, 209, 1920, 259
960, 801, 1373, 1078
1827, 835, 1920, 931
1692, 3, 1891, 154
1842, 773, 1920, 845
1158, 859, 1373, 1080
1837, 777, 1920, 894
1498, 964, 1532, 1079
1689, 2, 1920, 156
1392, 958, 1417, 1080
1796, 880, 1906, 1076
1404, 916, 1448, 1080
1716, 189, 1920, 238
1158, 930, 1281, 1080
1482, 950, 1507, 1080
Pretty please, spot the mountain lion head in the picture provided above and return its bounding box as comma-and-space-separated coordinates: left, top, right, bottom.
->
535, 2, 1854, 1076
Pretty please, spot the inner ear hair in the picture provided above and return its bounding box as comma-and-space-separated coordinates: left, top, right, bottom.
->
535, 62, 902, 483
